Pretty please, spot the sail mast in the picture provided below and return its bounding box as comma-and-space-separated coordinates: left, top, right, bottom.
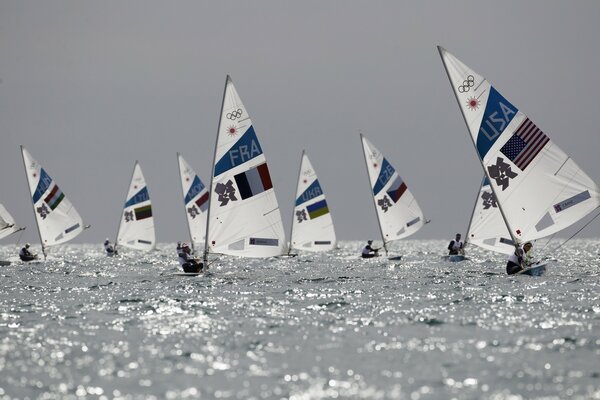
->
359, 134, 388, 256
204, 75, 230, 263
20, 145, 46, 259
437, 46, 520, 250
288, 150, 305, 255
177, 153, 196, 253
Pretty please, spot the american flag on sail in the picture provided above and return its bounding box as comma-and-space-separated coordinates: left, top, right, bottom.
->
500, 118, 549, 171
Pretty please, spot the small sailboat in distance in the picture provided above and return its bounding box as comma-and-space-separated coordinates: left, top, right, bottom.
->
438, 46, 600, 275
115, 161, 155, 253
20, 146, 88, 259
359, 134, 428, 260
203, 75, 286, 262
289, 150, 337, 253
0, 203, 26, 265
177, 153, 209, 251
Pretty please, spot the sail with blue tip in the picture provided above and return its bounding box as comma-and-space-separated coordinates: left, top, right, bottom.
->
177, 153, 208, 249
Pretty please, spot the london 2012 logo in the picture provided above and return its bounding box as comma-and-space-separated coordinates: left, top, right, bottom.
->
458, 75, 475, 93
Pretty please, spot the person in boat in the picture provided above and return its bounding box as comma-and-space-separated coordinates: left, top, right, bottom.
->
19, 243, 37, 262
104, 238, 117, 256
361, 240, 380, 259
522, 242, 533, 267
447, 233, 464, 255
506, 247, 525, 275
178, 243, 203, 273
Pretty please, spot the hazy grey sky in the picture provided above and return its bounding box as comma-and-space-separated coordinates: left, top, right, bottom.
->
1, 1, 599, 245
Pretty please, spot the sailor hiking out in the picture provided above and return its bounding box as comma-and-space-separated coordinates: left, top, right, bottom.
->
361, 240, 380, 259
19, 243, 38, 262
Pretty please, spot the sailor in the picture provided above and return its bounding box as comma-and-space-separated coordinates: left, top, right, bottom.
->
361, 240, 380, 259
506, 247, 524, 275
178, 243, 203, 273
522, 242, 533, 267
104, 238, 116, 256
19, 243, 37, 262
447, 233, 464, 255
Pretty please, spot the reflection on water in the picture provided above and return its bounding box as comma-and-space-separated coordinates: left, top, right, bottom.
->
0, 240, 599, 399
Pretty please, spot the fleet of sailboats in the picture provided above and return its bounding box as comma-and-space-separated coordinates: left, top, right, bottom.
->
2, 56, 597, 274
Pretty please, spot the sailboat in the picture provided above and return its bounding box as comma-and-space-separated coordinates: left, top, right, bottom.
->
289, 150, 337, 253
0, 204, 25, 265
438, 46, 600, 274
203, 75, 286, 262
115, 161, 155, 252
359, 134, 428, 260
177, 153, 208, 251
21, 146, 88, 259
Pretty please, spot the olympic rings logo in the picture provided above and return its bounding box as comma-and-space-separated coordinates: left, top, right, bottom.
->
226, 109, 243, 120
457, 75, 475, 93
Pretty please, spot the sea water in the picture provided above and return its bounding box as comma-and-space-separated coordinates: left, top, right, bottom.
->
0, 240, 599, 400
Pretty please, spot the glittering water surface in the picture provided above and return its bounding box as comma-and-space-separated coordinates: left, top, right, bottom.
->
0, 240, 599, 400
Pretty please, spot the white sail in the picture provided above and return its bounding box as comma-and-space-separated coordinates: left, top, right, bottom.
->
116, 161, 155, 251
290, 151, 336, 252
21, 146, 85, 250
177, 153, 208, 249
360, 135, 426, 247
465, 177, 514, 254
0, 204, 21, 241
205, 75, 286, 258
439, 47, 600, 245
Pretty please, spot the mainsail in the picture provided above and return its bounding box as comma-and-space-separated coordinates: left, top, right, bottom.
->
115, 161, 155, 251
21, 146, 85, 255
290, 151, 336, 252
465, 176, 514, 255
439, 46, 600, 246
360, 134, 426, 252
205, 75, 286, 258
0, 203, 23, 241
177, 153, 208, 250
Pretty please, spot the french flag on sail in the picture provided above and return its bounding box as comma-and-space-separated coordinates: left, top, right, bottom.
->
500, 118, 549, 171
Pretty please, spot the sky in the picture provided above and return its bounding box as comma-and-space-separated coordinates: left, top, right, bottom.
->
1, 1, 600, 245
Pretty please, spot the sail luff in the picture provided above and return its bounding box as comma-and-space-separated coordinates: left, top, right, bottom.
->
437, 46, 520, 250
20, 146, 46, 259
288, 150, 305, 255
204, 75, 230, 263
359, 134, 388, 254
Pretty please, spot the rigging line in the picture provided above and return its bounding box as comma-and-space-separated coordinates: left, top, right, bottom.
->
553, 207, 600, 253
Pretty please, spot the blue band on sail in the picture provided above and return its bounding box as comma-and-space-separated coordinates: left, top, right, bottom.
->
477, 87, 518, 159
296, 180, 323, 206
553, 191, 591, 213
214, 126, 263, 176
125, 187, 149, 208
373, 158, 396, 195
249, 237, 278, 246
184, 176, 206, 204
32, 169, 53, 203
482, 176, 490, 187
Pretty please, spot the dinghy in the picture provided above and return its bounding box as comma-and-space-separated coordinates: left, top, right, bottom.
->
359, 134, 428, 260
438, 46, 600, 275
203, 75, 286, 264
115, 161, 155, 253
0, 204, 25, 265
288, 151, 337, 254
20, 146, 88, 259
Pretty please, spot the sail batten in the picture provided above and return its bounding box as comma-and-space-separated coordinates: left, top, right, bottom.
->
116, 161, 155, 251
439, 47, 600, 246
290, 151, 336, 252
206, 76, 286, 258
